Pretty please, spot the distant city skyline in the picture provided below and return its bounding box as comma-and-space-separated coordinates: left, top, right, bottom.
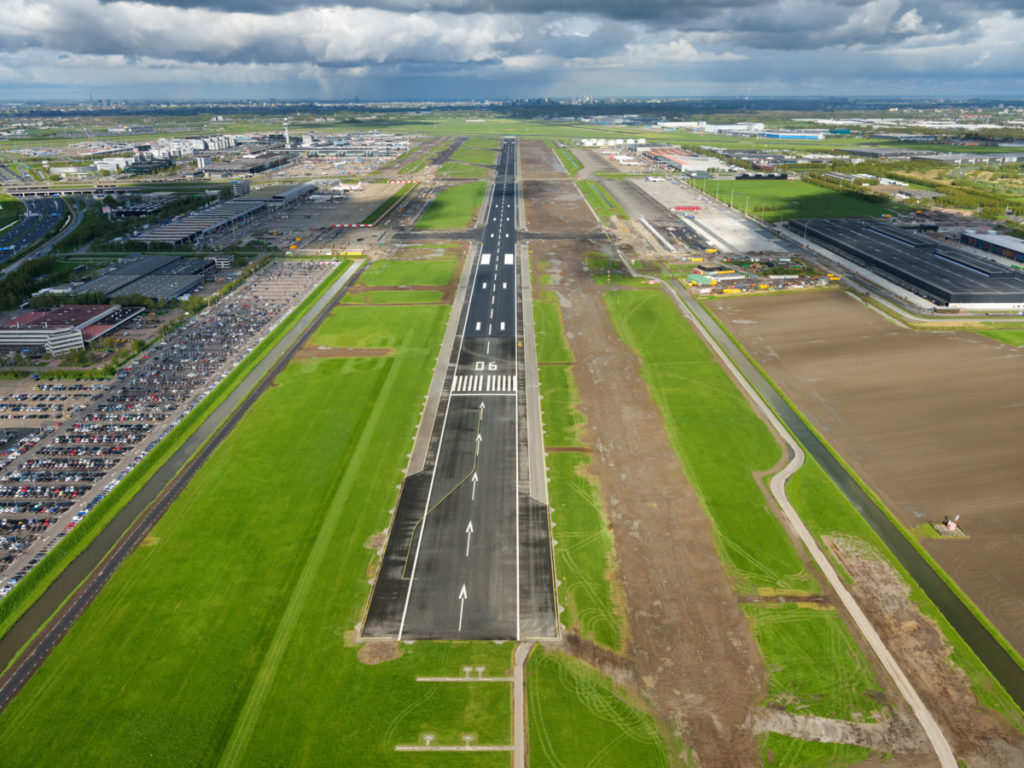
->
1, 0, 1022, 101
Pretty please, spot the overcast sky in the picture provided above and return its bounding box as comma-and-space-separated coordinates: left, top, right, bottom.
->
1, 0, 1022, 101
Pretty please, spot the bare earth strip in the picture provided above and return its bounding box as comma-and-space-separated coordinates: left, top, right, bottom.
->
518, 139, 565, 180
710, 290, 1024, 657
535, 239, 764, 766
522, 180, 599, 234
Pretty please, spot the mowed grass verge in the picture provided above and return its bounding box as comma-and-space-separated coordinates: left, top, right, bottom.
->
527, 646, 677, 768
605, 288, 888, 722
0, 300, 521, 766
416, 181, 487, 230
360, 257, 457, 287
577, 180, 627, 221
438, 161, 492, 179
342, 289, 446, 304
450, 145, 498, 165
702, 179, 896, 222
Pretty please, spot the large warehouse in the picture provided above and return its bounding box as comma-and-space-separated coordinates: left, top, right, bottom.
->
791, 218, 1024, 308
960, 231, 1024, 264
78, 255, 214, 301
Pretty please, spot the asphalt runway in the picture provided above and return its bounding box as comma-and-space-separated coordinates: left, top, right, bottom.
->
364, 138, 557, 640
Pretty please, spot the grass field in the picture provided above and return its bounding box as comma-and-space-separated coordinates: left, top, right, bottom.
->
438, 161, 492, 179
450, 146, 498, 165
745, 603, 883, 719
537, 365, 585, 449
0, 192, 25, 228
533, 302, 574, 364
974, 328, 1024, 346
0, 298, 498, 766
360, 257, 457, 286
342, 289, 446, 304
463, 137, 499, 150
576, 180, 628, 221
759, 732, 875, 767
698, 179, 897, 221
527, 647, 677, 767
545, 452, 625, 649
360, 182, 415, 225
416, 181, 487, 230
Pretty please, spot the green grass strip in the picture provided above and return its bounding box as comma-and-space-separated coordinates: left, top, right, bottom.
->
438, 161, 492, 179
360, 182, 415, 225
416, 181, 487, 230
547, 142, 582, 177
359, 257, 457, 287
450, 146, 498, 165
537, 365, 584, 448
527, 646, 677, 768
973, 328, 1024, 346
576, 179, 627, 221
342, 289, 445, 305
533, 302, 574, 364
546, 452, 625, 650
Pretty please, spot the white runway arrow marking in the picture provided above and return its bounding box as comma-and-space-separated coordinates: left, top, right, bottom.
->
465, 521, 474, 556
458, 584, 468, 632
471, 472, 479, 500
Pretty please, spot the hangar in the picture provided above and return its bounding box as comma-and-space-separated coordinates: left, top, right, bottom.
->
791, 218, 1024, 308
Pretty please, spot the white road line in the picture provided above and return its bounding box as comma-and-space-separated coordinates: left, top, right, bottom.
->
397, 242, 488, 641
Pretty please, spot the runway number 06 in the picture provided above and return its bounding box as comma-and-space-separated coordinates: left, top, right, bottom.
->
475, 362, 498, 371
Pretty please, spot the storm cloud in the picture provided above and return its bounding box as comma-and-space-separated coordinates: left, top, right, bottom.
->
1, 0, 1022, 99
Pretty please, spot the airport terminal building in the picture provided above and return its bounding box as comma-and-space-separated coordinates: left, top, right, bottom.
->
791, 218, 1024, 309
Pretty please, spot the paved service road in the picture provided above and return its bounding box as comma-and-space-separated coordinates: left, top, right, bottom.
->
364, 138, 557, 641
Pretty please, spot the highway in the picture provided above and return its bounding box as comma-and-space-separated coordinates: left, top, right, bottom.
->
364, 138, 557, 640
0, 198, 65, 260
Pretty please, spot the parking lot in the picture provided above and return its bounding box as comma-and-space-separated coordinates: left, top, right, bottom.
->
0, 258, 336, 597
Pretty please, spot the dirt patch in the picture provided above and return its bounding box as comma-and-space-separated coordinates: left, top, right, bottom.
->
357, 641, 403, 665
523, 180, 599, 234
534, 238, 765, 766
826, 535, 1024, 763
294, 346, 391, 359
711, 290, 1024, 656
519, 139, 566, 180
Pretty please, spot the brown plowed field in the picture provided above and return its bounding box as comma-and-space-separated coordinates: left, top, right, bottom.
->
534, 239, 765, 766
522, 180, 599, 234
519, 139, 565, 179
710, 290, 1024, 656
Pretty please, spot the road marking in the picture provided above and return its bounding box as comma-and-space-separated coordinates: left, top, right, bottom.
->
481, 253, 491, 265
458, 584, 468, 632
504, 253, 514, 264
500, 322, 505, 332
